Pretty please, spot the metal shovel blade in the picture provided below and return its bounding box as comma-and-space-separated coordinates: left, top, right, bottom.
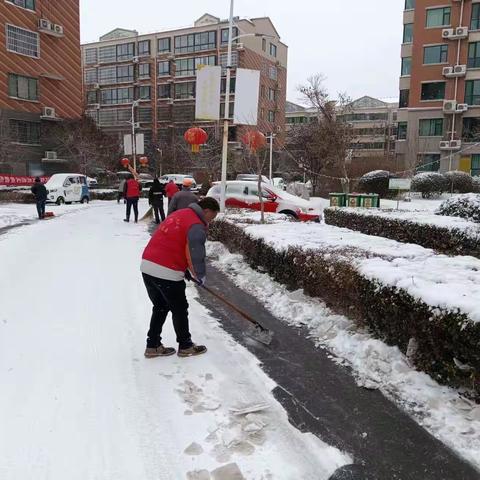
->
245, 323, 274, 346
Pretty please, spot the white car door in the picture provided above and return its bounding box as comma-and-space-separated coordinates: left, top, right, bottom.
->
64, 177, 78, 202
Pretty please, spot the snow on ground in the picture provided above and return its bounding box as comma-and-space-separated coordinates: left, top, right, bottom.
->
207, 241, 480, 470
0, 201, 348, 480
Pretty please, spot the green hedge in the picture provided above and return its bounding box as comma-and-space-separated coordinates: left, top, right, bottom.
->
209, 219, 480, 399
324, 208, 480, 259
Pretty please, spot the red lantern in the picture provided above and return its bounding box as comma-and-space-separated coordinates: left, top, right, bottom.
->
120, 158, 130, 168
139, 156, 149, 167
184, 127, 208, 153
242, 130, 267, 153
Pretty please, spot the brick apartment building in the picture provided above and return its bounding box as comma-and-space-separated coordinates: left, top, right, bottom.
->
81, 14, 287, 171
397, 0, 480, 176
0, 0, 82, 175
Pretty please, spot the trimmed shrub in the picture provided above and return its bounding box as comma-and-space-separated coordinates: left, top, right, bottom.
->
324, 208, 480, 258
0, 190, 34, 203
358, 170, 394, 198
472, 176, 480, 194
437, 194, 480, 223
90, 190, 117, 201
411, 172, 447, 198
209, 218, 480, 398
444, 171, 474, 194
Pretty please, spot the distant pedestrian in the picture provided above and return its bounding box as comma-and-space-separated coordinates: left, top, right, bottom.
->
167, 178, 198, 215
117, 178, 126, 204
31, 177, 48, 219
148, 178, 166, 224
123, 174, 141, 223
165, 180, 179, 207
141, 197, 220, 358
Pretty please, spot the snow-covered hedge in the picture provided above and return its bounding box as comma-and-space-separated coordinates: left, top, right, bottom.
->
209, 217, 480, 398
324, 207, 480, 258
444, 171, 474, 194
0, 190, 34, 204
473, 176, 480, 194
358, 170, 393, 198
437, 194, 480, 223
411, 172, 447, 198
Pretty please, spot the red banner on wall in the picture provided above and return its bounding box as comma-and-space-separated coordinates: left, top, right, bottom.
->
0, 175, 50, 186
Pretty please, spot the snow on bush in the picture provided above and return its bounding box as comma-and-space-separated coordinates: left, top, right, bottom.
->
411, 172, 447, 198
472, 176, 480, 194
437, 194, 480, 223
358, 170, 394, 198
443, 171, 474, 194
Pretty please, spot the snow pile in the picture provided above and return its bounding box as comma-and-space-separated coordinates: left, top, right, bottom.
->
437, 193, 480, 223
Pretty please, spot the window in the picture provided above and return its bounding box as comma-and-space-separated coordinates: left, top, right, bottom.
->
219, 52, 238, 74
262, 38, 266, 51
175, 56, 215, 76
405, 0, 415, 10
221, 77, 236, 94
158, 84, 171, 99
471, 4, 480, 31
417, 154, 440, 172
399, 89, 409, 108
85, 68, 98, 84
158, 61, 171, 76
421, 82, 445, 101
419, 118, 443, 136
174, 31, 216, 54
261, 85, 266, 99
268, 87, 276, 101
269, 66, 278, 81
117, 65, 134, 83
139, 85, 151, 100
138, 40, 150, 56
99, 45, 116, 63
401, 57, 412, 75
117, 43, 134, 61
423, 45, 448, 64
221, 27, 238, 45
220, 102, 234, 119
342, 113, 389, 122
158, 38, 171, 53
472, 154, 480, 176
397, 122, 408, 140
9, 120, 40, 144
86, 90, 97, 104
465, 80, 480, 105
268, 110, 276, 123
98, 65, 133, 84
138, 107, 152, 122
100, 87, 134, 105
8, 74, 38, 100
426, 7, 451, 28
139, 63, 150, 79
468, 42, 480, 68
6, 25, 39, 58
98, 108, 131, 126
85, 48, 98, 65
403, 23, 413, 43
463, 118, 480, 141
6, 0, 35, 10
270, 43, 277, 57
175, 82, 195, 99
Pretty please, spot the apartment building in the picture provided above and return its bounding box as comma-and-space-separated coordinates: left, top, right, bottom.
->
286, 96, 398, 161
397, 0, 480, 176
81, 14, 287, 166
0, 0, 82, 175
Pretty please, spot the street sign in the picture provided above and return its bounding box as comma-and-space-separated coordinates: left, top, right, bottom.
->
389, 178, 411, 190
195, 65, 221, 120
123, 133, 144, 155
234, 68, 260, 125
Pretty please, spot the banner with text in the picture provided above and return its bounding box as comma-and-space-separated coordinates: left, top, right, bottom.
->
195, 65, 222, 121
0, 175, 50, 186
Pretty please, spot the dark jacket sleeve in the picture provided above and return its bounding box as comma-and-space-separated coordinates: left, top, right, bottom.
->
187, 224, 207, 280
123, 181, 128, 197
148, 187, 153, 205
31, 185, 37, 196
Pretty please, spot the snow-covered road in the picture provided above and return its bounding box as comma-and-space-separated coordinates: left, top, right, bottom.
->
0, 201, 348, 480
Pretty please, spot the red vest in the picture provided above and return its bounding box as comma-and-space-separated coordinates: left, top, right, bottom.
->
142, 208, 204, 272
165, 182, 179, 198
126, 179, 140, 198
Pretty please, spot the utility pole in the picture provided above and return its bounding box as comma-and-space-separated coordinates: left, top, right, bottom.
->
131, 100, 139, 171
266, 133, 276, 181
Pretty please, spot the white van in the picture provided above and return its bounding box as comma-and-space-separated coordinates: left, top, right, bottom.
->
46, 174, 90, 205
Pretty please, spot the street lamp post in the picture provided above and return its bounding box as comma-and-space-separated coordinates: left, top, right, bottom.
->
266, 133, 276, 181
131, 100, 139, 171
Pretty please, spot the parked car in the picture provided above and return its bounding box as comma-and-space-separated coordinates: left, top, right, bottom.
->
46, 174, 90, 205
272, 177, 287, 191
207, 181, 321, 222
87, 177, 98, 187
236, 174, 271, 184
138, 173, 154, 188
160, 174, 197, 189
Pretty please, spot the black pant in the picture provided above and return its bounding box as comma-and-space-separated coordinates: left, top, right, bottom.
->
152, 203, 165, 223
125, 197, 139, 222
36, 200, 46, 219
117, 192, 123, 203
142, 273, 192, 349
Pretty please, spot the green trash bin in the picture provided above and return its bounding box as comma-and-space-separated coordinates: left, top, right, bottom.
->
329, 193, 347, 207
347, 194, 361, 208
360, 194, 379, 209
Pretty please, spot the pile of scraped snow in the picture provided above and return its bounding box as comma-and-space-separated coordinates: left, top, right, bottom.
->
226, 216, 480, 323
207, 241, 480, 470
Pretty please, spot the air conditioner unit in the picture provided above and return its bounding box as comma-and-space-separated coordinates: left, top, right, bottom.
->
453, 64, 467, 76
439, 141, 450, 150
133, 122, 141, 129
442, 28, 455, 39
133, 56, 140, 63
167, 99, 174, 105
456, 103, 468, 112
442, 66, 454, 77
439, 140, 462, 150
167, 54, 175, 60
45, 151, 58, 160
92, 83, 100, 89
42, 107, 56, 118
443, 100, 457, 113
90, 103, 100, 110
276, 125, 282, 133
236, 43, 245, 50
38, 19, 52, 30
455, 27, 469, 38
53, 24, 64, 35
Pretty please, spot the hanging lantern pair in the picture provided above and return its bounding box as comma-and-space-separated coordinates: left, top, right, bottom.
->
242, 130, 267, 153
139, 156, 149, 167
184, 127, 208, 153
120, 158, 130, 168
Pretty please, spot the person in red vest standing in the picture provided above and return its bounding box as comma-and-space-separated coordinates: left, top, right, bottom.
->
165, 179, 179, 206
123, 174, 142, 223
140, 197, 220, 358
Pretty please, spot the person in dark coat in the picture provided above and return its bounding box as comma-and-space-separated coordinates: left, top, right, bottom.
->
31, 177, 48, 219
167, 178, 198, 215
123, 174, 141, 223
148, 178, 166, 224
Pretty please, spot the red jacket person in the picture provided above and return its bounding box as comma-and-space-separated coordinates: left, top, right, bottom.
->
140, 197, 220, 358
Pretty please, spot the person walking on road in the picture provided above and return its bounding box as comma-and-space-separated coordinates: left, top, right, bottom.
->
31, 177, 48, 219
165, 180, 179, 207
148, 178, 166, 224
167, 178, 198, 215
117, 178, 126, 204
141, 197, 220, 358
123, 174, 141, 223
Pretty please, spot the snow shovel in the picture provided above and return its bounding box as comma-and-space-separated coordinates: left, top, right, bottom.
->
199, 284, 273, 346
140, 206, 153, 222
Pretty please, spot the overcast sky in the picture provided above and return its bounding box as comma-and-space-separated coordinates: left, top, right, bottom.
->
80, 0, 403, 103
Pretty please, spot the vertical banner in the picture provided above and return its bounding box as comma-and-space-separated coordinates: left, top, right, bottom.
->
195, 65, 222, 120
234, 68, 260, 125
135, 133, 145, 155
